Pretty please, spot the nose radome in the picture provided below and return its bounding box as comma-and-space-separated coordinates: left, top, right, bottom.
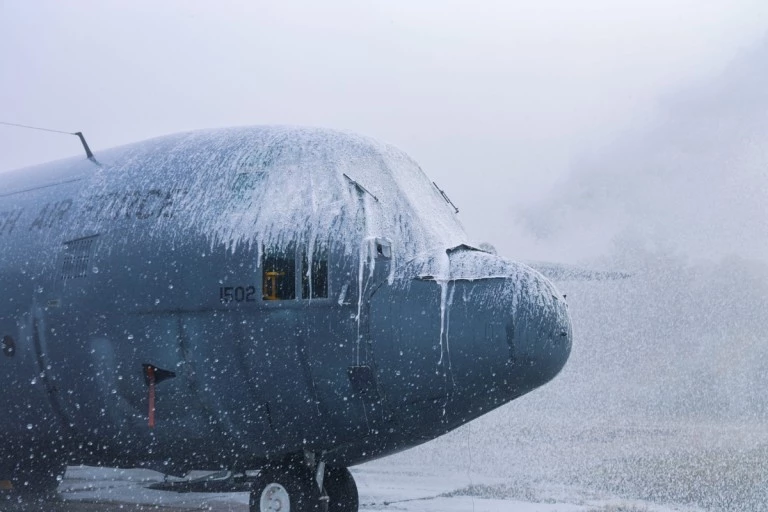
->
413, 247, 572, 397
505, 274, 572, 388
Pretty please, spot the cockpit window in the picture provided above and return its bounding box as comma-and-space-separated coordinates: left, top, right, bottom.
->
301, 245, 328, 299
262, 246, 296, 300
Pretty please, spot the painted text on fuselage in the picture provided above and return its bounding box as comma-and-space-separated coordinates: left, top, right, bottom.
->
0, 209, 23, 236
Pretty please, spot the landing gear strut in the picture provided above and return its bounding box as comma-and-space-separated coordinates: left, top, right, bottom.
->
249, 454, 358, 512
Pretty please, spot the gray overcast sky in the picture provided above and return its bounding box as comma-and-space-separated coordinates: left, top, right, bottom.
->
2, 0, 767, 258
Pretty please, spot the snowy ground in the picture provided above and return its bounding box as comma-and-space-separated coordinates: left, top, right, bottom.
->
2, 418, 766, 511
2, 462, 698, 512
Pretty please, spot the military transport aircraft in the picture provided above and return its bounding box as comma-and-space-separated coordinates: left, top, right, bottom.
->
0, 126, 572, 512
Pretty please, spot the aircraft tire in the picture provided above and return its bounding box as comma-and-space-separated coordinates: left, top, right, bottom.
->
250, 461, 323, 512
325, 467, 358, 512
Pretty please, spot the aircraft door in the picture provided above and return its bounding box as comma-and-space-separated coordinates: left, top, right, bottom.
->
345, 239, 395, 428
355, 239, 392, 370
33, 233, 128, 441
299, 239, 396, 442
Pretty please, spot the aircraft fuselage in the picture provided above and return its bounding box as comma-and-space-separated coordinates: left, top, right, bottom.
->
0, 126, 571, 498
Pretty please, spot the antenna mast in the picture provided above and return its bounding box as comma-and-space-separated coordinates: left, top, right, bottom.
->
0, 121, 99, 163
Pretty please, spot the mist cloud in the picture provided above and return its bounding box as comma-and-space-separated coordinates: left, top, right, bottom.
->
520, 39, 768, 265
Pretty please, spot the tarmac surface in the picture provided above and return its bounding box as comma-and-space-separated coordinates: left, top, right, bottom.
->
1, 503, 212, 512
4, 421, 767, 512
0, 462, 693, 512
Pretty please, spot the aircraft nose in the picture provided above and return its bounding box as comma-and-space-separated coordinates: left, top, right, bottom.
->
504, 281, 572, 389
399, 248, 572, 409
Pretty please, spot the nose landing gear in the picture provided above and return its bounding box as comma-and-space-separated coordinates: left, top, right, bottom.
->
250, 461, 321, 512
259, 481, 292, 511
249, 456, 358, 512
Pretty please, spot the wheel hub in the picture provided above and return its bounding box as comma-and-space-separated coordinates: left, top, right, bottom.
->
260, 482, 290, 512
